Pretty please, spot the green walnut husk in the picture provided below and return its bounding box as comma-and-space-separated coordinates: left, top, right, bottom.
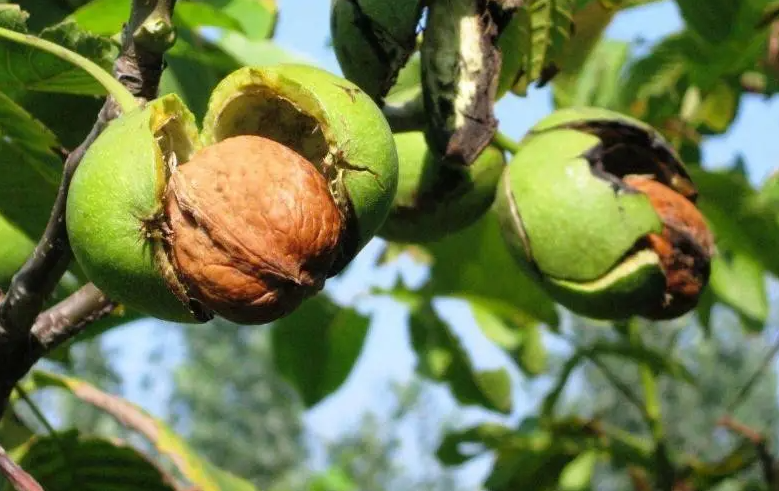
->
331, 0, 424, 103
202, 64, 399, 271
378, 131, 505, 242
495, 107, 713, 320
67, 64, 398, 324
67, 95, 202, 322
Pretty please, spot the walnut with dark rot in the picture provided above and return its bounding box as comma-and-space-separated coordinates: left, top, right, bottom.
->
66, 64, 398, 324
494, 107, 715, 320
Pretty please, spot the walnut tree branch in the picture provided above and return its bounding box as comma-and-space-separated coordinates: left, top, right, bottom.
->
31, 283, 116, 352
0, 444, 44, 491
0, 0, 178, 415
0, 0, 176, 334
0, 287, 116, 417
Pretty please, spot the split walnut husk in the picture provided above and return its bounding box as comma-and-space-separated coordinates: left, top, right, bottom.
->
495, 107, 715, 320
67, 64, 398, 324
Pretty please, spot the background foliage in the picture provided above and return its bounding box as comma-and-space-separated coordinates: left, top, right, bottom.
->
2, 0, 779, 490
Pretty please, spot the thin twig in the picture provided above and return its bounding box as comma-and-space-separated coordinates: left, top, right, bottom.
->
0, 0, 178, 416
14, 385, 56, 437
718, 415, 776, 488
491, 131, 521, 155
30, 283, 115, 352
557, 331, 649, 419
585, 352, 649, 420
0, 286, 116, 416
628, 466, 653, 491
628, 320, 675, 491
0, 444, 44, 491
726, 332, 779, 414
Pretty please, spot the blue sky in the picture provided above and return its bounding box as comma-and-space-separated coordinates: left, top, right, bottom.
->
99, 0, 779, 485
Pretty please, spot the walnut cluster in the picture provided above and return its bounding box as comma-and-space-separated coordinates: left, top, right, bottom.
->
164, 135, 343, 324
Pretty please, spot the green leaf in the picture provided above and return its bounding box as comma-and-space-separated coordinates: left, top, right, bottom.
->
408, 299, 513, 414
439, 419, 593, 491
541, 352, 582, 416
695, 285, 716, 335
0, 211, 36, 291
558, 450, 597, 491
68, 0, 128, 34
4, 430, 178, 491
691, 167, 779, 280
204, 31, 304, 67
619, 33, 691, 114
485, 428, 587, 491
470, 299, 548, 375
709, 248, 768, 327
497, 6, 531, 96
159, 55, 227, 122
759, 1, 779, 27
692, 81, 738, 133
422, 208, 559, 328
15, 90, 104, 150
72, 0, 244, 38
759, 167, 779, 208
437, 422, 515, 465
10, 1, 70, 31
674, 0, 741, 44
272, 295, 370, 408
553, 38, 630, 109
209, 0, 278, 40
542, 340, 695, 417
0, 20, 118, 97
0, 91, 61, 238
0, 407, 34, 454
524, 0, 575, 88
175, 2, 244, 33
671, 0, 770, 89
558, 0, 618, 75
438, 418, 649, 490
25, 371, 259, 491
584, 341, 696, 384
0, 4, 29, 32
307, 468, 358, 491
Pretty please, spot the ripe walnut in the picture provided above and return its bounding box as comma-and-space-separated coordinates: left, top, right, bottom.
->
67, 67, 398, 324
164, 135, 344, 324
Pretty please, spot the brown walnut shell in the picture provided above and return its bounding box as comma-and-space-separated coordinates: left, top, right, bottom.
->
623, 175, 715, 319
164, 135, 344, 324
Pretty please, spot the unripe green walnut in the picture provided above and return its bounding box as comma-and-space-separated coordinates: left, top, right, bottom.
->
378, 131, 504, 242
67, 64, 398, 324
331, 0, 424, 103
495, 107, 715, 320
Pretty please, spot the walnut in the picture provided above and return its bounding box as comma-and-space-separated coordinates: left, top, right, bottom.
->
165, 135, 343, 324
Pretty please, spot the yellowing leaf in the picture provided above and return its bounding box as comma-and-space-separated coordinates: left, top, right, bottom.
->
25, 371, 258, 491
